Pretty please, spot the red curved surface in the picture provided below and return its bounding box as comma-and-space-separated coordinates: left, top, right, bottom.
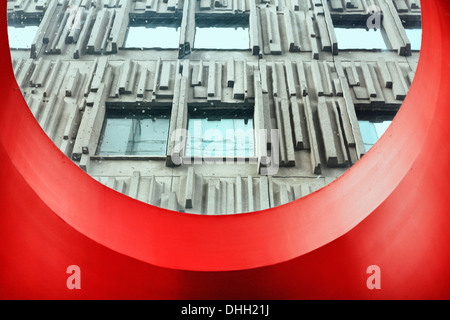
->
1, 0, 450, 299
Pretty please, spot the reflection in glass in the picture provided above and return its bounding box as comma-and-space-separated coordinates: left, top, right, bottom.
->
335, 27, 388, 50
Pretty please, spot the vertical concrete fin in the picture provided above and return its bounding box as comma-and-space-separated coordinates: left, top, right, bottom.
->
128, 171, 141, 199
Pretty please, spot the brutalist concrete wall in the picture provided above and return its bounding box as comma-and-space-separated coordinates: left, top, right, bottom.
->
7, 0, 421, 214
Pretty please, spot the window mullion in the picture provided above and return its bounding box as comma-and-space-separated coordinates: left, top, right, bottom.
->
127, 118, 137, 155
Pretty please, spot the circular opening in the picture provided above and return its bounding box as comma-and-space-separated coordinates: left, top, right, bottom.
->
7, 1, 421, 217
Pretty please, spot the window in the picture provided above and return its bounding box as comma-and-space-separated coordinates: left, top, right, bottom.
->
194, 19, 250, 50
334, 27, 389, 50
402, 19, 422, 51
97, 110, 170, 156
405, 28, 422, 51
124, 19, 181, 49
7, 24, 39, 49
358, 118, 393, 152
186, 110, 254, 158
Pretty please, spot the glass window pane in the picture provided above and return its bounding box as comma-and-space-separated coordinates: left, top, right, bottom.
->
7, 25, 39, 49
98, 114, 170, 156
194, 27, 250, 50
335, 28, 388, 50
132, 118, 170, 155
98, 118, 133, 155
223, 119, 237, 156
186, 116, 254, 157
358, 120, 378, 151
197, 118, 225, 157
374, 121, 392, 138
233, 119, 254, 157
186, 119, 204, 157
358, 120, 392, 152
124, 26, 180, 49
202, 125, 225, 157
405, 28, 422, 51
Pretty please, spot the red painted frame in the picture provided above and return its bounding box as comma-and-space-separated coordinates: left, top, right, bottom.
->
1, 0, 449, 299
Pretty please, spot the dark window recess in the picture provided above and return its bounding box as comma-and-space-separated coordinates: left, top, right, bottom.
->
97, 110, 170, 156
186, 109, 254, 157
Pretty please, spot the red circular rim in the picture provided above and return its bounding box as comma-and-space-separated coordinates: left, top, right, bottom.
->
1, 0, 450, 299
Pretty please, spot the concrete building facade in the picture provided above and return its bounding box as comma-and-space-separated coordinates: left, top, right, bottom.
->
7, 0, 421, 214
